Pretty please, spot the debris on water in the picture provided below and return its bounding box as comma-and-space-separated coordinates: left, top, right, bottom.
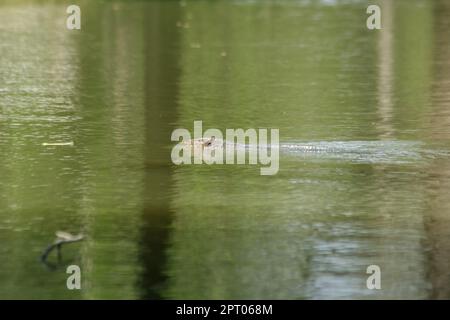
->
42, 141, 74, 146
221, 51, 227, 57
176, 21, 191, 29
41, 231, 84, 263
55, 231, 83, 241
190, 43, 201, 49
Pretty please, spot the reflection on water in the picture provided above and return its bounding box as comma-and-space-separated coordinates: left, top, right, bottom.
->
0, 0, 450, 299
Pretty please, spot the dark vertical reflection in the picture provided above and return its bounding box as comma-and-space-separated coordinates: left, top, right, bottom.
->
138, 2, 181, 299
425, 0, 450, 300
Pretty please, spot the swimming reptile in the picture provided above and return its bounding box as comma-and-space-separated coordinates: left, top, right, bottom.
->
184, 137, 325, 152
182, 137, 429, 164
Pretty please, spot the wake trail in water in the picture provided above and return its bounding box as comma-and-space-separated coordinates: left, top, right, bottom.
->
278, 140, 448, 164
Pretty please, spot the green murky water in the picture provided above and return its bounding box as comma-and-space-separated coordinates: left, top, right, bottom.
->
1, 0, 450, 299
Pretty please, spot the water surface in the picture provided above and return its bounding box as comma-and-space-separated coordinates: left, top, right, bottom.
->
1, 0, 450, 299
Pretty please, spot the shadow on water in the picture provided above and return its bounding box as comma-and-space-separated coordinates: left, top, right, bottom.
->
137, 2, 180, 299
423, 0, 450, 300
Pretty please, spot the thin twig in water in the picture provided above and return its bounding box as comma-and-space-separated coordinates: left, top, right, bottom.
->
41, 231, 84, 263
